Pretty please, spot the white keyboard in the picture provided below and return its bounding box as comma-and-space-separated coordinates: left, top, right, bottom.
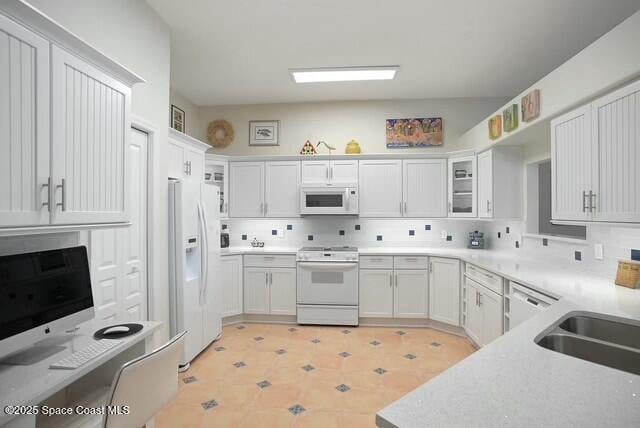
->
49, 339, 124, 370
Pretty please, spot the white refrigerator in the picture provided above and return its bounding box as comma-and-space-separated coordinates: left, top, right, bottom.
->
168, 178, 222, 368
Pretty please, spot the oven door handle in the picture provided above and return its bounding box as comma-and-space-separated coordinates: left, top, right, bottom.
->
297, 262, 358, 271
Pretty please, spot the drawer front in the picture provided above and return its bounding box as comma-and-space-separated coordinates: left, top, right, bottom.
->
465, 263, 503, 295
244, 254, 296, 268
393, 256, 429, 270
359, 256, 393, 269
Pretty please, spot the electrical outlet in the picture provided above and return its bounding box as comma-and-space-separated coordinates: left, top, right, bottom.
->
441, 230, 448, 240
594, 243, 604, 260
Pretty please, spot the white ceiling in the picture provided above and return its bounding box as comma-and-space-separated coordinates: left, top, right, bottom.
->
148, 0, 640, 106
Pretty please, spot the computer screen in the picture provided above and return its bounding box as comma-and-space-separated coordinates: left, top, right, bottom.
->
0, 246, 94, 344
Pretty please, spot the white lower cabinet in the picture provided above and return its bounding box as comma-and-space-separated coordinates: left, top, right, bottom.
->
221, 255, 243, 317
243, 255, 296, 315
428, 257, 461, 326
464, 276, 503, 347
359, 269, 394, 317
394, 269, 429, 318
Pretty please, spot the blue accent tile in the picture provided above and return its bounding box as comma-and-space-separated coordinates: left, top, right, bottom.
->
271, 229, 277, 235
241, 234, 247, 240
288, 404, 306, 415
575, 251, 582, 261
355, 224, 361, 230
409, 230, 415, 236
424, 225, 431, 231
542, 238, 548, 246
515, 241, 520, 248
308, 235, 314, 241
446, 235, 452, 241
339, 230, 345, 236
506, 226, 510, 234
221, 224, 228, 230
376, 235, 383, 241
287, 224, 293, 230
631, 249, 640, 261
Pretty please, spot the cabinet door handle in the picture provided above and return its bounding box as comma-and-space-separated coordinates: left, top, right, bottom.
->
330, 167, 333, 180
404, 201, 407, 214
582, 191, 588, 212
56, 179, 66, 211
395, 274, 398, 287
399, 201, 403, 215
389, 274, 393, 288
42, 177, 51, 211
265, 272, 269, 285
478, 292, 482, 306
264, 202, 268, 215
326, 167, 329, 180
429, 261, 433, 273
269, 272, 273, 285
589, 191, 596, 212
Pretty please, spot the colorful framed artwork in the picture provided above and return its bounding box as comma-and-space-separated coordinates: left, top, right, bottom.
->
488, 115, 502, 140
249, 120, 280, 146
503, 104, 519, 132
521, 89, 540, 122
171, 105, 185, 133
386, 117, 443, 148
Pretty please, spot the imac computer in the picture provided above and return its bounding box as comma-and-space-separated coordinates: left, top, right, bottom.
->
0, 246, 95, 361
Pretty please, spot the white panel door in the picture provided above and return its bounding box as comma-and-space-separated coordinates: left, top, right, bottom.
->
221, 255, 243, 317
90, 128, 148, 321
479, 287, 503, 346
243, 267, 269, 314
230, 162, 264, 217
0, 14, 50, 227
359, 160, 402, 217
592, 80, 640, 222
403, 159, 447, 217
265, 161, 300, 217
359, 269, 393, 317
51, 46, 132, 225
301, 161, 329, 185
464, 278, 482, 345
477, 151, 493, 218
394, 269, 428, 318
269, 268, 296, 315
330, 160, 358, 184
551, 105, 594, 221
429, 257, 460, 326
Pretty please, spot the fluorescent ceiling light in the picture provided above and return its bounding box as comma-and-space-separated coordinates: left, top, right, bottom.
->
290, 66, 399, 83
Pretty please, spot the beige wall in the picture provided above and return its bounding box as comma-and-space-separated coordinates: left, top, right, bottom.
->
27, 0, 172, 343
194, 98, 507, 156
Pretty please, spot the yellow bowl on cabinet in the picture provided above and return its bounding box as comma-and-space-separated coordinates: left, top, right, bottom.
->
345, 139, 361, 154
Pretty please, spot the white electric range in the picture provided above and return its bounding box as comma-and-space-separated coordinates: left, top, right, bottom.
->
296, 246, 359, 326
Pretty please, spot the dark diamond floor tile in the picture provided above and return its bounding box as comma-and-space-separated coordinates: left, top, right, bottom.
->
288, 404, 306, 415
254, 336, 264, 341
275, 349, 287, 355
182, 376, 197, 384
341, 329, 351, 334
201, 399, 218, 410
311, 339, 321, 344
373, 367, 387, 375
431, 341, 442, 347
396, 330, 406, 336
370, 340, 381, 346
256, 380, 272, 389
335, 384, 351, 392
214, 346, 225, 352
233, 361, 246, 368
404, 354, 417, 360
288, 327, 297, 332
236, 325, 245, 330
338, 352, 351, 358
301, 364, 315, 372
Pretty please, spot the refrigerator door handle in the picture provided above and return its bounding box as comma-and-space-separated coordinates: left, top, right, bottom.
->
200, 202, 210, 303
197, 203, 207, 304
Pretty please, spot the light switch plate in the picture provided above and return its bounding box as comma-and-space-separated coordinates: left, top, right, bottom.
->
441, 230, 448, 240
594, 243, 604, 260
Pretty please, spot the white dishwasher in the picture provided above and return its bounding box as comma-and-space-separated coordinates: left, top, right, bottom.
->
509, 282, 555, 329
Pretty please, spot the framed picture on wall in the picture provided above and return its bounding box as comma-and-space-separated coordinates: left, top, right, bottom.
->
249, 120, 280, 146
171, 105, 185, 133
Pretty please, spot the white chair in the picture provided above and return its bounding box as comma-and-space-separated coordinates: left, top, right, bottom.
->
46, 331, 186, 428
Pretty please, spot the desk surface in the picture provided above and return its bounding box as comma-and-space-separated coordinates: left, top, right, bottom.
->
0, 319, 161, 425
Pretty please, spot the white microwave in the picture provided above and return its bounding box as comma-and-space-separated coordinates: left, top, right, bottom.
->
300, 186, 358, 215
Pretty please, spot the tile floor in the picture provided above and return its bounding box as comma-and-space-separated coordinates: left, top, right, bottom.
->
156, 323, 475, 428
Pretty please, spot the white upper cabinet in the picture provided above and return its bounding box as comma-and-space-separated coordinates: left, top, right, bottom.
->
429, 257, 460, 326
0, 3, 143, 231
167, 129, 209, 182
205, 156, 229, 218
230, 162, 265, 217
265, 161, 300, 217
477, 148, 522, 219
359, 159, 402, 217
592, 80, 640, 223
402, 159, 447, 217
0, 14, 49, 227
551, 105, 594, 221
448, 155, 477, 217
301, 160, 357, 185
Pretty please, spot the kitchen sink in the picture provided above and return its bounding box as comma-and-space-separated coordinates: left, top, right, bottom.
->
558, 315, 640, 350
536, 312, 640, 376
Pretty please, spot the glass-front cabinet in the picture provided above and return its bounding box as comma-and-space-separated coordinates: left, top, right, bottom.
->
448, 155, 477, 217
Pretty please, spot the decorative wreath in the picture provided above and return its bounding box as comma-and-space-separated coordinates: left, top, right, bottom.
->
207, 119, 235, 148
